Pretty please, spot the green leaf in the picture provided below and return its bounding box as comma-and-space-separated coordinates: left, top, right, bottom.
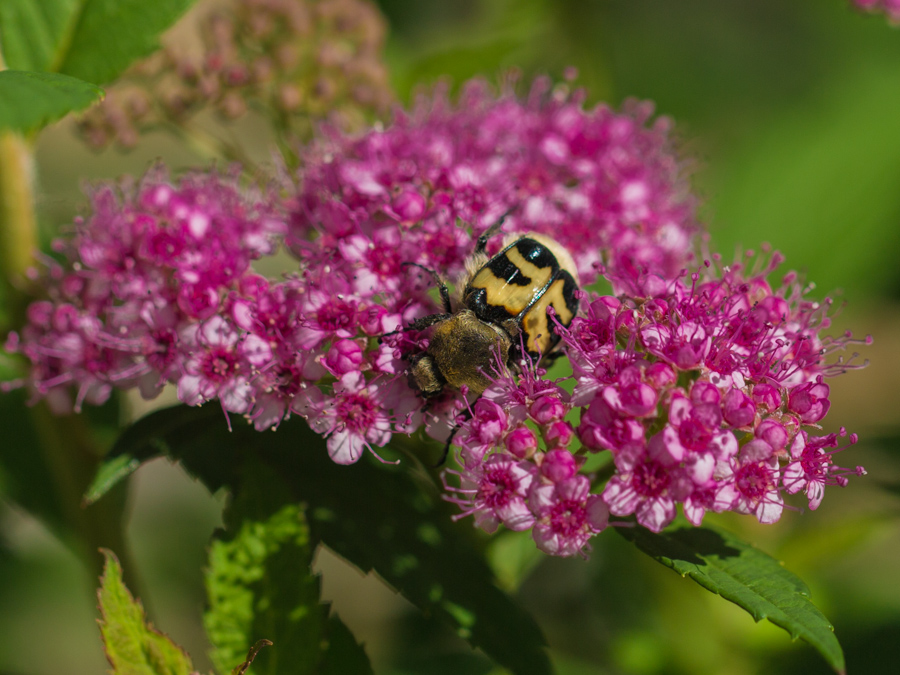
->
0, 0, 194, 85
57, 0, 196, 84
205, 491, 372, 675
318, 615, 376, 675
0, 70, 103, 133
92, 405, 553, 675
84, 402, 232, 504
0, 0, 78, 72
97, 548, 195, 675
617, 524, 846, 674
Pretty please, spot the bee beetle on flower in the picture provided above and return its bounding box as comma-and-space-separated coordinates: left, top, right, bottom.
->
404, 215, 580, 398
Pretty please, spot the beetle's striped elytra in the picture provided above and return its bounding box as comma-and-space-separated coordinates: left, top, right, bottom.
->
465, 233, 578, 358
405, 221, 580, 399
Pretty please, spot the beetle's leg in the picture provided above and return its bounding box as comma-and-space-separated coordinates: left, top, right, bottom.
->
474, 208, 516, 256
436, 426, 458, 467
407, 313, 452, 332
402, 261, 452, 313
432, 393, 483, 467
377, 312, 451, 339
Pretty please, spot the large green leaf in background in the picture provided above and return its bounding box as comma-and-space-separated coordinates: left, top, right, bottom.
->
0, 0, 195, 84
617, 525, 846, 674
88, 405, 554, 675
0, 0, 77, 72
707, 61, 900, 303
0, 70, 102, 133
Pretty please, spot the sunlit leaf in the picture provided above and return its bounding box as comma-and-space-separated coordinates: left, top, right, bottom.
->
205, 494, 372, 675
0, 0, 77, 71
97, 548, 194, 675
0, 0, 194, 85
57, 0, 195, 85
618, 525, 845, 674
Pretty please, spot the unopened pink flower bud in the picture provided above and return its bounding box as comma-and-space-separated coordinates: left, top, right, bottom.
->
756, 419, 788, 452
752, 383, 781, 413
541, 448, 577, 482
723, 388, 755, 428
788, 380, 831, 423
531, 395, 566, 424
507, 427, 538, 459
391, 190, 426, 222
324, 339, 365, 374
544, 420, 575, 449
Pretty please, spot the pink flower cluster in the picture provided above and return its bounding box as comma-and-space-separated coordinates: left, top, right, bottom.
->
852, 0, 900, 23
290, 76, 698, 287
5, 167, 286, 413
444, 251, 867, 555
443, 360, 610, 557
3, 77, 868, 556
7, 78, 698, 472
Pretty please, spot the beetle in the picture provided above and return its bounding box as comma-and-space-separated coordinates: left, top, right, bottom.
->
405, 219, 580, 398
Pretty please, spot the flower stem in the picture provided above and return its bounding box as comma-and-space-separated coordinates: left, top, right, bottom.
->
0, 131, 38, 325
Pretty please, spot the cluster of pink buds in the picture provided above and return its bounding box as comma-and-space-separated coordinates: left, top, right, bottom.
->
77, 0, 392, 149
852, 0, 900, 23
443, 250, 868, 555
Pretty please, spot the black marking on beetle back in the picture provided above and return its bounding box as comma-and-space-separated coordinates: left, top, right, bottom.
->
466, 287, 516, 324
514, 238, 559, 270
486, 251, 532, 286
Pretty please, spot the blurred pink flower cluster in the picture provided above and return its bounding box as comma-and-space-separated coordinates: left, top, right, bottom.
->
853, 0, 900, 23
77, 0, 392, 149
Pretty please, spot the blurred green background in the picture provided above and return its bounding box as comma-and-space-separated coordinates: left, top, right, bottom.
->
2, 0, 900, 673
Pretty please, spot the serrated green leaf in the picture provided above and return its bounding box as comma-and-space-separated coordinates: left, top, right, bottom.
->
97, 548, 194, 675
265, 426, 552, 675
57, 0, 196, 84
84, 403, 231, 504
617, 525, 845, 674
0, 0, 78, 71
205, 469, 372, 675
318, 615, 375, 675
96, 405, 552, 675
0, 70, 103, 133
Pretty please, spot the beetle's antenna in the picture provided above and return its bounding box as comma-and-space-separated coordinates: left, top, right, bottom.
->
474, 207, 516, 256
402, 261, 452, 313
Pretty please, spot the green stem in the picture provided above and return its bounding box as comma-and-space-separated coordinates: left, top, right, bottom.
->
0, 131, 38, 326
30, 402, 137, 585
167, 120, 260, 171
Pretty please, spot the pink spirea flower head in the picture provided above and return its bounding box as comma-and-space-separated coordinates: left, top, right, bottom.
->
443, 247, 867, 546
6, 166, 285, 413
4, 76, 869, 557
290, 76, 699, 288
